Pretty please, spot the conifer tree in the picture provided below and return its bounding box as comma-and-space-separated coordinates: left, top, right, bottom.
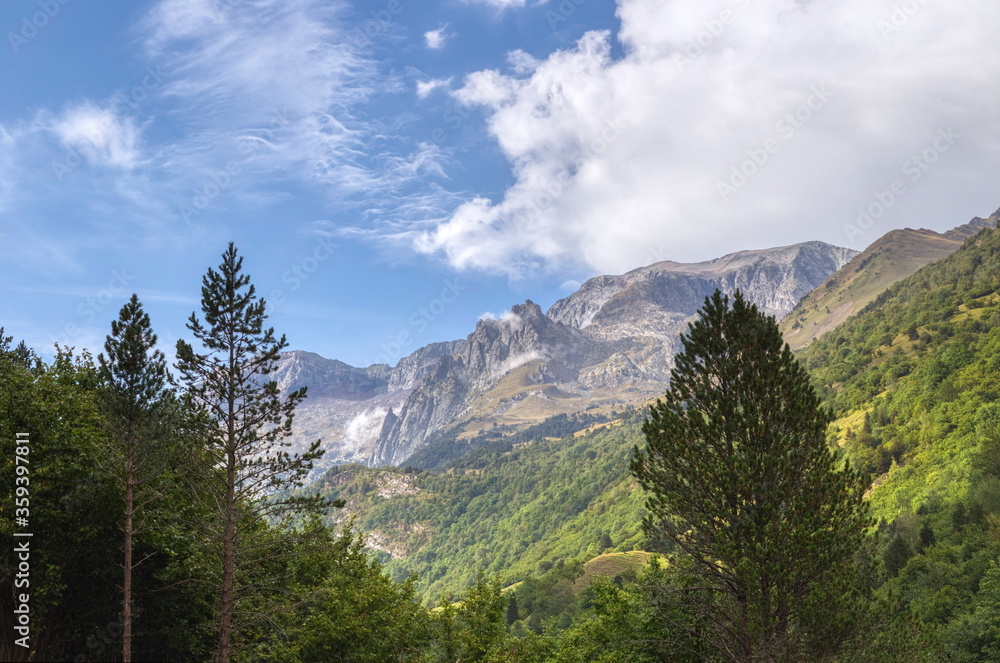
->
175, 243, 325, 663
97, 294, 170, 663
631, 290, 873, 662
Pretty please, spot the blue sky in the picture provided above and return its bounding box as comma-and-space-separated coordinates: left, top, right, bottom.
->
2, 0, 1000, 367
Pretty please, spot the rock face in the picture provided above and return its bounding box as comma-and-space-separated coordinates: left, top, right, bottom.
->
549, 241, 857, 331
280, 241, 857, 469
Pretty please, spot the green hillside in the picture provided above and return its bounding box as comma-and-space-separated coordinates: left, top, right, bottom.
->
780, 227, 965, 350
312, 418, 649, 601
799, 226, 1000, 518
796, 226, 1000, 659
303, 225, 1000, 659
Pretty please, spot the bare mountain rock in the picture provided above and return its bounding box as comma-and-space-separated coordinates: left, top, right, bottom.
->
280, 241, 857, 469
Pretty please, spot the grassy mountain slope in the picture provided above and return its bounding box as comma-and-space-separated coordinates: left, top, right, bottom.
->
780, 228, 966, 350
796, 225, 1000, 658
798, 226, 1000, 520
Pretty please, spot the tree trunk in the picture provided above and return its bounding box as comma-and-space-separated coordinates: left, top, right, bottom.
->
217, 447, 236, 663
123, 432, 134, 663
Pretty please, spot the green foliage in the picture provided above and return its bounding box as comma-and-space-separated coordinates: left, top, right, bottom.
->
174, 243, 329, 661
798, 227, 1000, 659
544, 563, 695, 663
427, 573, 507, 662
241, 522, 431, 663
632, 291, 874, 661
96, 293, 173, 662
313, 419, 648, 602
0, 337, 216, 661
509, 560, 583, 634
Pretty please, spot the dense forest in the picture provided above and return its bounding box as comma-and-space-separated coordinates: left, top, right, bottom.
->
5, 230, 1000, 660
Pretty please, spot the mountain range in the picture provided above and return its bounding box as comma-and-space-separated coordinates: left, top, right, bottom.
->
276, 210, 997, 472
276, 241, 857, 469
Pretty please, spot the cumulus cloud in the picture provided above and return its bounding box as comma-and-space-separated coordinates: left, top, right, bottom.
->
424, 25, 449, 49
507, 49, 541, 75
413, 0, 1000, 277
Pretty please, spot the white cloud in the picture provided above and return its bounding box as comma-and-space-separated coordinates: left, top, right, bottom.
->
412, 0, 1000, 277
507, 49, 540, 75
344, 408, 388, 447
416, 77, 452, 100
478, 308, 520, 322
139, 0, 445, 199
50, 102, 142, 169
498, 350, 543, 376
424, 25, 449, 49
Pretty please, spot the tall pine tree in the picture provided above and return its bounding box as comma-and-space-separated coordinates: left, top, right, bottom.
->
175, 244, 325, 663
631, 290, 872, 662
97, 294, 170, 663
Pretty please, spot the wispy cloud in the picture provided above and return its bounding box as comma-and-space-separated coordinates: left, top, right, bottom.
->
49, 101, 142, 170
1, 0, 457, 265
135, 0, 453, 217
463, 0, 528, 8
416, 77, 452, 100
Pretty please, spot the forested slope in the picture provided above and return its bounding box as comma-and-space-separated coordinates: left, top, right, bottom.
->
315, 226, 1000, 659
313, 417, 648, 601
798, 226, 1000, 660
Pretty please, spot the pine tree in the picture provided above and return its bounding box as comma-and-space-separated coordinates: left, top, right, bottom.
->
97, 294, 170, 663
884, 534, 913, 578
175, 243, 326, 663
506, 593, 520, 626
918, 522, 936, 553
631, 290, 873, 662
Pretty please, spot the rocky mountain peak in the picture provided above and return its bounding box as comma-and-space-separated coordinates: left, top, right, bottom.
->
280, 240, 858, 469
548, 241, 857, 334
